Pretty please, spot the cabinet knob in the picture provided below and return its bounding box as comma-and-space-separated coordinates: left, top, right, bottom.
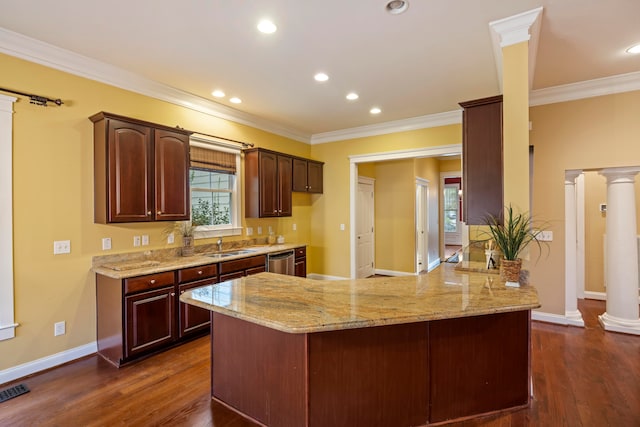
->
171, 292, 175, 297
147, 211, 152, 215
150, 279, 156, 284
274, 210, 278, 213
308, 186, 312, 190
180, 290, 184, 294
157, 211, 162, 215
197, 270, 203, 275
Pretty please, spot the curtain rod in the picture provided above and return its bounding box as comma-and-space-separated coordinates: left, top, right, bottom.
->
0, 87, 63, 107
175, 127, 254, 148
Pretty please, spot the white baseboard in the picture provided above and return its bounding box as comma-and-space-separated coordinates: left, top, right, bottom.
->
532, 310, 585, 327
306, 273, 349, 281
0, 341, 97, 386
374, 269, 414, 277
427, 259, 441, 272
584, 291, 607, 301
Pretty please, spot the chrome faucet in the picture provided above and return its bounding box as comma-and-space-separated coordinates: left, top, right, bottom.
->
217, 237, 223, 252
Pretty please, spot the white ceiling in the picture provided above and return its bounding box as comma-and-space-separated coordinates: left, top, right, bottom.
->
0, 0, 639, 141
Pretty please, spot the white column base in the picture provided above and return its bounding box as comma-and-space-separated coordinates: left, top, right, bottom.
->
565, 310, 585, 327
598, 312, 640, 335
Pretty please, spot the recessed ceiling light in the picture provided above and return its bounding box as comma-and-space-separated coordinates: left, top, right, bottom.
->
386, 0, 409, 15
346, 92, 359, 101
230, 97, 242, 104
370, 107, 382, 115
626, 43, 640, 54
212, 90, 225, 98
257, 19, 277, 34
314, 72, 329, 82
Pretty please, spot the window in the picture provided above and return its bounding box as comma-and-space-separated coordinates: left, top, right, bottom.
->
443, 185, 459, 233
189, 138, 242, 238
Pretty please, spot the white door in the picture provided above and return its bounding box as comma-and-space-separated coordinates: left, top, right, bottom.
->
444, 183, 462, 245
356, 177, 375, 278
416, 180, 429, 273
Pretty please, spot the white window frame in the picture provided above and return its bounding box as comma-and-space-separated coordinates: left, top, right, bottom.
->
189, 136, 242, 239
0, 94, 17, 341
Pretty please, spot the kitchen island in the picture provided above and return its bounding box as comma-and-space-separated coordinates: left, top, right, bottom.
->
180, 264, 540, 427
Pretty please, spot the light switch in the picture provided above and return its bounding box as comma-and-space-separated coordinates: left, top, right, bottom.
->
53, 240, 71, 254
101, 238, 112, 251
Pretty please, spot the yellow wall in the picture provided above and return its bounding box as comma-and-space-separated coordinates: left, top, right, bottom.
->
309, 125, 461, 277
529, 90, 640, 314
1, 53, 313, 370
374, 160, 415, 272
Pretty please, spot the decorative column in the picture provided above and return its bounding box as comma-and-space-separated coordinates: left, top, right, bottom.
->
564, 170, 584, 326
599, 167, 640, 335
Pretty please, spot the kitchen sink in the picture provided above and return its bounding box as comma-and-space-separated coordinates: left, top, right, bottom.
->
207, 249, 256, 258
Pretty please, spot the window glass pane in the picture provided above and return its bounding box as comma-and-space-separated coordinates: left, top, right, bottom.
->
190, 169, 233, 226
443, 187, 458, 233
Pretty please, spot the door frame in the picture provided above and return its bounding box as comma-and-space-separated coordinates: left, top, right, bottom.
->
349, 144, 462, 279
416, 178, 429, 274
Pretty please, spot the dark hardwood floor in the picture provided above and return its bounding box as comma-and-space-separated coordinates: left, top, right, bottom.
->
1, 299, 638, 426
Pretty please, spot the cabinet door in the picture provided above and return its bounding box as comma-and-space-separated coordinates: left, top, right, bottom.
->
220, 271, 246, 282
154, 129, 190, 221
460, 96, 503, 225
179, 279, 215, 338
307, 161, 323, 193
294, 259, 306, 277
277, 155, 292, 216
107, 119, 152, 222
259, 151, 279, 217
292, 158, 308, 192
125, 286, 176, 358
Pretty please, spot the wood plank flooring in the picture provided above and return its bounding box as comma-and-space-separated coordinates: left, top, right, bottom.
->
1, 299, 638, 426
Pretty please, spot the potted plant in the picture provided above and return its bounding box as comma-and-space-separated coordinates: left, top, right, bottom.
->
483, 205, 547, 287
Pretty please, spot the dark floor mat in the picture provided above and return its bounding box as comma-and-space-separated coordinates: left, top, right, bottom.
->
0, 384, 30, 403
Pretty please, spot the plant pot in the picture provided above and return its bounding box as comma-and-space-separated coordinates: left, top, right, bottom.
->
500, 258, 522, 287
182, 236, 194, 257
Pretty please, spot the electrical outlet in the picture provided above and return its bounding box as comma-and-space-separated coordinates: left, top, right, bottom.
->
257, 226, 263, 235
101, 237, 112, 251
54, 321, 65, 336
133, 236, 141, 247
268, 226, 273, 234
53, 240, 71, 254
167, 232, 175, 244
537, 230, 553, 241
292, 223, 297, 231
246, 227, 253, 236
142, 235, 149, 245
340, 224, 345, 231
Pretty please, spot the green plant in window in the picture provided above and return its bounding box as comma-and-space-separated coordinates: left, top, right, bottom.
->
212, 203, 230, 225
192, 199, 213, 226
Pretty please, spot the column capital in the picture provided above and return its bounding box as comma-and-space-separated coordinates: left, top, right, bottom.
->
565, 169, 582, 185
599, 167, 640, 184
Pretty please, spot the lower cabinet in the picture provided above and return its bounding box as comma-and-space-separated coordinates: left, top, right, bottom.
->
97, 265, 217, 367
125, 286, 176, 359
294, 246, 307, 277
219, 255, 266, 282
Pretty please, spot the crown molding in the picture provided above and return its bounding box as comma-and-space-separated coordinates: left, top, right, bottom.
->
0, 27, 311, 143
310, 110, 462, 144
530, 71, 640, 106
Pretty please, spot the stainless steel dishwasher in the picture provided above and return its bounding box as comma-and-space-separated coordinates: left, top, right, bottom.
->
267, 250, 295, 275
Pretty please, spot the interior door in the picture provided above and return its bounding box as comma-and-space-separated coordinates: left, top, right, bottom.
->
444, 182, 462, 245
356, 178, 375, 278
416, 181, 429, 273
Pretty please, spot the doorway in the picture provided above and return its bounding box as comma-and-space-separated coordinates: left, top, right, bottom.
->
443, 177, 462, 246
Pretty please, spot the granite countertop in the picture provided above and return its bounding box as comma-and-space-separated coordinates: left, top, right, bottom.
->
93, 243, 305, 279
180, 264, 540, 334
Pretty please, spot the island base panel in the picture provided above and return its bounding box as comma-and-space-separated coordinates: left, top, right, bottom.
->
308, 323, 429, 427
212, 313, 307, 427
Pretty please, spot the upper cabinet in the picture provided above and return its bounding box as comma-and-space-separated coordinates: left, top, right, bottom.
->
292, 158, 324, 193
244, 148, 292, 218
91, 112, 191, 223
459, 95, 503, 225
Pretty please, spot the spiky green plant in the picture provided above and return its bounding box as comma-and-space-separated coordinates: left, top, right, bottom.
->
483, 205, 546, 261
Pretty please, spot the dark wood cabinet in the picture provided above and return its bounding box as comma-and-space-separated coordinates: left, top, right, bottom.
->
91, 112, 191, 223
294, 246, 306, 277
459, 95, 503, 225
125, 286, 176, 358
177, 264, 218, 338
219, 255, 267, 282
293, 158, 324, 193
245, 148, 292, 217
